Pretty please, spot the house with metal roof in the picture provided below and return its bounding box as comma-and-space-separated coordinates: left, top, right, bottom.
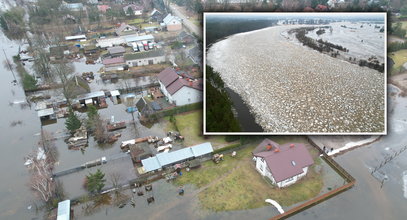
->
124, 49, 165, 67
252, 139, 314, 188
37, 108, 56, 120
61, 1, 84, 12
141, 142, 213, 172
150, 8, 162, 22
161, 14, 182, 31
102, 57, 125, 69
123, 34, 154, 44
57, 200, 71, 220
108, 46, 126, 57
157, 68, 202, 106
96, 37, 126, 48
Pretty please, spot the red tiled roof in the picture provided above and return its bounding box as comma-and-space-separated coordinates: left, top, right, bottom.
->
102, 57, 125, 65
97, 5, 110, 12
158, 67, 179, 87
158, 68, 203, 95
253, 141, 314, 183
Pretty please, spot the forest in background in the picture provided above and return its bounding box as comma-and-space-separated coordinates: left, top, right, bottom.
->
205, 17, 278, 48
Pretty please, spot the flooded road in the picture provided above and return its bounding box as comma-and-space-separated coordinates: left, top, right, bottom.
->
291, 88, 407, 220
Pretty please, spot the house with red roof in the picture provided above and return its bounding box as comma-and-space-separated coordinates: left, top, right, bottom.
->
97, 5, 111, 13
157, 68, 202, 106
252, 139, 314, 188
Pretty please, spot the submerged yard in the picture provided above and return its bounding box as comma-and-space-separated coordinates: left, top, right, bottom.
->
174, 137, 324, 211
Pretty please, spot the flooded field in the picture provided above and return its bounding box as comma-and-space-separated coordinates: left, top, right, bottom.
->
305, 21, 385, 63
207, 25, 385, 133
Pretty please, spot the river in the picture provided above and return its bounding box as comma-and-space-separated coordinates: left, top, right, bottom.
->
207, 23, 385, 134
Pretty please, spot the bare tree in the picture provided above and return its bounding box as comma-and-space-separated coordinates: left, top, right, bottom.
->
51, 61, 75, 105
26, 149, 55, 204
38, 129, 59, 164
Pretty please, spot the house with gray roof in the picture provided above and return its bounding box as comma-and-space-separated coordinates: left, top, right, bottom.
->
141, 142, 213, 172
115, 23, 138, 36
124, 49, 165, 67
252, 139, 314, 188
108, 46, 126, 57
157, 67, 202, 106
161, 14, 182, 31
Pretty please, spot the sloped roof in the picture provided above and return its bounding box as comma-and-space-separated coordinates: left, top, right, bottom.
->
253, 142, 314, 183
116, 23, 138, 35
124, 49, 165, 61
123, 34, 154, 43
150, 8, 161, 16
163, 14, 181, 25
123, 4, 144, 12
158, 68, 202, 95
190, 142, 213, 157
142, 142, 213, 172
157, 68, 179, 87
102, 57, 125, 65
252, 138, 280, 154
108, 46, 126, 54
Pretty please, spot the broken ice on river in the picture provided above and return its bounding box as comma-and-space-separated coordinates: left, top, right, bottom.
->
206, 25, 385, 133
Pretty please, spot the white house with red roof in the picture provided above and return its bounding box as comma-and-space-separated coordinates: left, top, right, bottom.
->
252, 139, 314, 188
157, 68, 202, 106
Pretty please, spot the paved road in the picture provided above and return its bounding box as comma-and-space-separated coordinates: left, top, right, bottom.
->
168, 3, 201, 37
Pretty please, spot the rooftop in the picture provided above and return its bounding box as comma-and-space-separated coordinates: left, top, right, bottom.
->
253, 140, 314, 183
108, 46, 126, 54
102, 57, 125, 65
124, 49, 165, 61
142, 142, 213, 172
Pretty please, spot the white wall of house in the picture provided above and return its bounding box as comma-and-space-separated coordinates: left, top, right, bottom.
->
254, 156, 309, 188
170, 86, 202, 106
159, 82, 202, 106
126, 55, 165, 67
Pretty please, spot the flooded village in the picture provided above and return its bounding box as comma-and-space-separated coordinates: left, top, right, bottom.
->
0, 1, 407, 220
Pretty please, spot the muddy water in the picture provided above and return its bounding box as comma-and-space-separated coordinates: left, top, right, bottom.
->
291, 88, 407, 220
225, 88, 263, 132
0, 32, 40, 219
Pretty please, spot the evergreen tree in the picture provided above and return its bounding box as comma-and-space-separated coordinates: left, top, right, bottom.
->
65, 109, 81, 132
86, 169, 106, 194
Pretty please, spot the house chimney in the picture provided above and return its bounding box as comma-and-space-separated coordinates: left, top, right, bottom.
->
189, 81, 193, 86
274, 148, 280, 153
266, 144, 272, 151
290, 144, 295, 148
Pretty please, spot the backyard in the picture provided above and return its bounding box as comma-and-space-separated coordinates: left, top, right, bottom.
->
174, 137, 324, 211
163, 110, 231, 148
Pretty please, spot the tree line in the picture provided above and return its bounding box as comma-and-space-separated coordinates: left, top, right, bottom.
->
206, 65, 240, 132
206, 18, 278, 48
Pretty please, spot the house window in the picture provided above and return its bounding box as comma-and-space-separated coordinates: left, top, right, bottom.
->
260, 158, 265, 163
285, 177, 294, 182
259, 165, 263, 171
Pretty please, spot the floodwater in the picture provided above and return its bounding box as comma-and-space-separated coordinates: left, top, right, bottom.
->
207, 25, 385, 133
225, 88, 263, 132
291, 86, 407, 220
305, 21, 385, 63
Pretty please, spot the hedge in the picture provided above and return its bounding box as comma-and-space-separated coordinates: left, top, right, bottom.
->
148, 102, 202, 120
213, 143, 241, 154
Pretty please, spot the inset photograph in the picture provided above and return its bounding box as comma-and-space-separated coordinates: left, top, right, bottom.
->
204, 12, 386, 135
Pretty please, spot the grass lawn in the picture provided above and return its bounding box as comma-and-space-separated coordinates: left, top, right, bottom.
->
174, 138, 324, 211
389, 49, 407, 71
140, 22, 159, 28
164, 110, 229, 148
